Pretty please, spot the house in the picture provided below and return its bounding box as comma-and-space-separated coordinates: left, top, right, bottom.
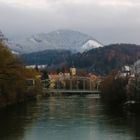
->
25, 65, 47, 70
118, 65, 132, 78
89, 73, 98, 80
134, 59, 140, 75
49, 72, 59, 80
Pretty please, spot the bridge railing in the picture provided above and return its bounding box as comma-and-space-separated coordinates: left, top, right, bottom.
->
42, 77, 100, 92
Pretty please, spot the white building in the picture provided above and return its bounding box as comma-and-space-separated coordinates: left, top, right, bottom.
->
134, 59, 140, 75
118, 65, 132, 78
25, 65, 47, 70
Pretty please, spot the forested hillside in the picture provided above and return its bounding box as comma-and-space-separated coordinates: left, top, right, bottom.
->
22, 44, 140, 75
71, 44, 140, 74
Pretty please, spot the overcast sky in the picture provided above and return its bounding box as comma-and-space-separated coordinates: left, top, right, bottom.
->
0, 0, 140, 44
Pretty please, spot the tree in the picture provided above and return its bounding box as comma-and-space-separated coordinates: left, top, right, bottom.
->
0, 43, 26, 102
101, 71, 127, 108
0, 43, 41, 106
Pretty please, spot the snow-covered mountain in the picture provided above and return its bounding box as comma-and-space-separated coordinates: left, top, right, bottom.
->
81, 40, 103, 52
8, 29, 103, 54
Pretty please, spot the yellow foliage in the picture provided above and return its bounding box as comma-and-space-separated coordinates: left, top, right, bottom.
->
23, 68, 41, 79
0, 42, 42, 106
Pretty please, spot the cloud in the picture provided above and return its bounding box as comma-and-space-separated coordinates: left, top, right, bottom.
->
97, 0, 140, 7
0, 0, 140, 9
0, 0, 48, 9
0, 0, 140, 44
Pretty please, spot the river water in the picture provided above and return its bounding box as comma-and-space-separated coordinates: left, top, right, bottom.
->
0, 95, 140, 140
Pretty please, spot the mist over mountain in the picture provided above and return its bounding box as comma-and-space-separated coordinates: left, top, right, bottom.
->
8, 29, 103, 54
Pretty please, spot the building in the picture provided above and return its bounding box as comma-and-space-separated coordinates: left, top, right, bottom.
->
134, 59, 140, 87
64, 72, 70, 79
70, 67, 76, 76
126, 59, 140, 103
89, 73, 98, 80
25, 65, 47, 70
134, 59, 140, 75
49, 72, 59, 80
117, 65, 132, 78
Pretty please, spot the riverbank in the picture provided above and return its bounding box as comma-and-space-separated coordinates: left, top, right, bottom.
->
0, 79, 44, 109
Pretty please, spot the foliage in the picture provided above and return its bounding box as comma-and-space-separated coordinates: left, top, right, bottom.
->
0, 43, 41, 107
101, 71, 128, 108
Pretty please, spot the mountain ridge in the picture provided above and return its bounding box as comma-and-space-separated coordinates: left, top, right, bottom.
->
7, 29, 103, 54
22, 43, 140, 75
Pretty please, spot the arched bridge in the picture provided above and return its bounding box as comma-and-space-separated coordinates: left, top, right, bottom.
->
42, 76, 101, 94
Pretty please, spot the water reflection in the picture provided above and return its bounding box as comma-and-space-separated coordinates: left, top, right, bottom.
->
0, 95, 140, 140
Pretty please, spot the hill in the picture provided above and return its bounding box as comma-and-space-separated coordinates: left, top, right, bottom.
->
71, 44, 140, 74
22, 44, 140, 75
8, 29, 103, 54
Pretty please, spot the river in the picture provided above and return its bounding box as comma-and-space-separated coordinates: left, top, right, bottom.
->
0, 95, 140, 140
